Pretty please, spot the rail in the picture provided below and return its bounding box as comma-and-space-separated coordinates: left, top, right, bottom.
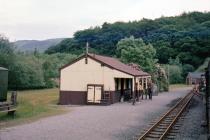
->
138, 92, 194, 140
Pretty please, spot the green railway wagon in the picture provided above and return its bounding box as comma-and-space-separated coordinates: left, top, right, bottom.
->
0, 67, 8, 102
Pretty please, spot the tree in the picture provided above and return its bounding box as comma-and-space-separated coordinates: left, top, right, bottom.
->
182, 64, 195, 78
0, 35, 15, 68
45, 11, 210, 69
9, 55, 45, 89
116, 36, 157, 73
168, 65, 183, 84
41, 53, 77, 87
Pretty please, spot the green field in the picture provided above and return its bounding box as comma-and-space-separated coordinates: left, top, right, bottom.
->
0, 88, 65, 128
169, 84, 192, 90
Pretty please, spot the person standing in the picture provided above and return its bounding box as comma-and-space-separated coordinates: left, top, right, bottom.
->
148, 82, 153, 100
139, 84, 143, 100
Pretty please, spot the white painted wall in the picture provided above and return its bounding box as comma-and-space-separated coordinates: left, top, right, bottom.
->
60, 57, 134, 91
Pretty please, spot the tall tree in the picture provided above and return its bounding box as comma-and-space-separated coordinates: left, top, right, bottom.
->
116, 36, 157, 73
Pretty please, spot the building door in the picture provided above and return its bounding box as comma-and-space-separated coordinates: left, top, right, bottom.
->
95, 86, 102, 103
87, 85, 95, 102
87, 84, 103, 103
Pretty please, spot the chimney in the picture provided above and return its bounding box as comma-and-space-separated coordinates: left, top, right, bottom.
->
86, 42, 89, 54
85, 42, 89, 64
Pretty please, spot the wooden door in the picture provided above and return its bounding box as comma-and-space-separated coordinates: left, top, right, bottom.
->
87, 86, 94, 102
87, 84, 103, 103
95, 86, 102, 103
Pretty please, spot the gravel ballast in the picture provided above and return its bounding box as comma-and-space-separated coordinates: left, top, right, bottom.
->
0, 88, 190, 140
174, 95, 206, 140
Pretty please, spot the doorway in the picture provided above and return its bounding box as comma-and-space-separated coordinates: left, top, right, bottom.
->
87, 84, 103, 103
115, 78, 132, 101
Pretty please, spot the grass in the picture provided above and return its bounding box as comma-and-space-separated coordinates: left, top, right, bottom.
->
169, 84, 192, 90
0, 88, 66, 128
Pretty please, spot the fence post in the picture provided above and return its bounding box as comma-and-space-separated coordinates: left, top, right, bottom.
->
11, 91, 17, 105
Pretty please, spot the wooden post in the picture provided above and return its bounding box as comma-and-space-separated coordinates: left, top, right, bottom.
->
132, 77, 136, 105
11, 91, 17, 105
146, 77, 148, 89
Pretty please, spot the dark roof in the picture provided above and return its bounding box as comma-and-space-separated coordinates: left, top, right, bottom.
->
61, 53, 150, 77
0, 67, 8, 71
187, 72, 204, 79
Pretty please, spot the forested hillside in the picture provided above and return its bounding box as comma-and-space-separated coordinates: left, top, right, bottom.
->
14, 38, 64, 53
46, 12, 210, 68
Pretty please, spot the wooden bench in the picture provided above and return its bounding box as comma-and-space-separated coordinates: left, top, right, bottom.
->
0, 104, 16, 115
0, 108, 16, 115
0, 91, 17, 115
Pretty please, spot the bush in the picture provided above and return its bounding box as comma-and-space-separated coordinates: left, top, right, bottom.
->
169, 65, 183, 84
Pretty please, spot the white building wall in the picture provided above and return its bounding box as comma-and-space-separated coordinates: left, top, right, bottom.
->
60, 57, 133, 91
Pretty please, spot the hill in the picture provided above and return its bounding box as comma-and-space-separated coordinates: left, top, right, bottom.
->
46, 11, 210, 68
196, 57, 210, 72
14, 38, 65, 53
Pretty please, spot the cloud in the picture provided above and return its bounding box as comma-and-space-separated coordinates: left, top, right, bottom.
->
0, 0, 210, 40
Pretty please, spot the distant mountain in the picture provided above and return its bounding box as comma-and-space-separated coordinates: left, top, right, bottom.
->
13, 38, 65, 53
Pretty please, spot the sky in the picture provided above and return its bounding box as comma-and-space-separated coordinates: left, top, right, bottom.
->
0, 0, 210, 41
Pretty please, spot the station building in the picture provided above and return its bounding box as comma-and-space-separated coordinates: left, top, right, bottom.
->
186, 72, 204, 85
59, 53, 151, 105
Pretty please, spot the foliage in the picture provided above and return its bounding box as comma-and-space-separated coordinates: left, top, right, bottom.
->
196, 57, 210, 72
45, 38, 83, 55
168, 65, 183, 84
0, 35, 15, 68
155, 64, 169, 92
46, 11, 210, 69
116, 36, 157, 73
182, 64, 195, 78
40, 53, 77, 88
9, 55, 45, 89
0, 35, 77, 89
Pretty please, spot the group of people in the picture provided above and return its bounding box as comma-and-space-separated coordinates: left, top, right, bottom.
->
132, 81, 154, 105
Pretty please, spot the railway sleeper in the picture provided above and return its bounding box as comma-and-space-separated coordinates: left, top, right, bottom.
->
144, 137, 159, 140
166, 116, 176, 119
161, 121, 172, 124
149, 131, 164, 135
164, 119, 173, 122
147, 133, 162, 138
156, 125, 168, 129
163, 119, 173, 122
158, 124, 170, 127
153, 128, 166, 132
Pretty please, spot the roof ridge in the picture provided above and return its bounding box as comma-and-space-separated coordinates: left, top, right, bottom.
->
88, 53, 150, 76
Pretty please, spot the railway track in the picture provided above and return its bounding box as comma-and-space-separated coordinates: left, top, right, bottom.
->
137, 92, 194, 140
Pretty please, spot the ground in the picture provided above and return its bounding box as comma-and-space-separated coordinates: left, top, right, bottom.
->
175, 94, 206, 140
0, 87, 191, 140
0, 88, 64, 128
